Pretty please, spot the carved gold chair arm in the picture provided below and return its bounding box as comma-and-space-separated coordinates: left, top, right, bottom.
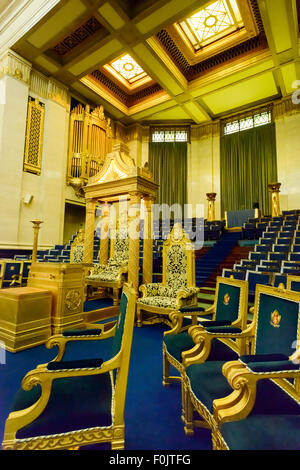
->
182, 326, 255, 368
176, 287, 200, 300
163, 310, 199, 336
213, 360, 300, 427
4, 354, 121, 443
138, 283, 163, 298
45, 323, 116, 362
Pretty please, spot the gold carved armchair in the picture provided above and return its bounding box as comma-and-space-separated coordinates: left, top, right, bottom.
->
212, 285, 300, 450
70, 229, 85, 263
86, 229, 128, 305
179, 284, 300, 448
162, 276, 249, 387
136, 224, 200, 327
2, 283, 136, 451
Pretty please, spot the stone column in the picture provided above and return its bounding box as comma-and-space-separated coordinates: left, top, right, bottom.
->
143, 196, 154, 285
206, 193, 217, 221
0, 51, 31, 249
128, 192, 141, 293
268, 182, 281, 217
83, 198, 96, 265
30, 220, 43, 262
99, 202, 110, 265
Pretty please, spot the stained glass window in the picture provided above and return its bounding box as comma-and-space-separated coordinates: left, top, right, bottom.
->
224, 111, 272, 135
151, 128, 189, 142
179, 0, 243, 50
110, 54, 146, 84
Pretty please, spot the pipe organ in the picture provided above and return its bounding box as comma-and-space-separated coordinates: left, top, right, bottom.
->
67, 104, 112, 197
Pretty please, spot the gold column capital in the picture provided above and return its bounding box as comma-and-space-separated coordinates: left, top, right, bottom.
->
206, 192, 217, 201
268, 182, 281, 193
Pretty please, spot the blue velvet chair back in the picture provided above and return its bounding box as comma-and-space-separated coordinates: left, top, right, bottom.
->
111, 291, 129, 358
214, 278, 247, 326
254, 286, 300, 356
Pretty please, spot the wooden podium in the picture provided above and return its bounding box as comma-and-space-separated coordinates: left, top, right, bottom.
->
28, 262, 85, 334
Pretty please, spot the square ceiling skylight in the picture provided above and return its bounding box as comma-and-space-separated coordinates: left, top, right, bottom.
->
179, 0, 244, 50
110, 53, 147, 83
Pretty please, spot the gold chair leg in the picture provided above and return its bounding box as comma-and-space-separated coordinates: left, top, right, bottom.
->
162, 348, 170, 386
136, 306, 142, 327
113, 288, 119, 305
183, 385, 194, 436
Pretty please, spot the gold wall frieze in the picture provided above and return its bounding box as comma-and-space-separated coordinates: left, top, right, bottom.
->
0, 49, 31, 85
273, 95, 300, 120
114, 122, 149, 144
190, 122, 220, 141
29, 69, 69, 109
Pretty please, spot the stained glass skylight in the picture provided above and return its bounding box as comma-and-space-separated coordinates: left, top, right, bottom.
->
179, 0, 244, 50
110, 53, 147, 84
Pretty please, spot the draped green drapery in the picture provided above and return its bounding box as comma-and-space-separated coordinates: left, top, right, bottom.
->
220, 123, 278, 217
149, 142, 187, 210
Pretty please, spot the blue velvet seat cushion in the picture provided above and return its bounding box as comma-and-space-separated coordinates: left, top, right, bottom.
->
47, 358, 103, 370
240, 354, 289, 363
241, 359, 300, 373
205, 327, 242, 334
63, 329, 102, 337
221, 415, 300, 450
179, 307, 205, 313
164, 333, 238, 363
198, 320, 232, 327
186, 361, 232, 414
12, 373, 113, 439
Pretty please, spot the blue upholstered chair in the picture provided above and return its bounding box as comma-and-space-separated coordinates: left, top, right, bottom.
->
245, 270, 272, 303
287, 275, 300, 292
162, 277, 248, 387
0, 260, 22, 288
182, 284, 300, 446
212, 285, 300, 450
2, 283, 136, 450
222, 269, 245, 280
20, 261, 32, 285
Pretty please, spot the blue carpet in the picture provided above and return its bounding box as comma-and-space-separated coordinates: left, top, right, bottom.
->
196, 232, 241, 286
0, 308, 212, 450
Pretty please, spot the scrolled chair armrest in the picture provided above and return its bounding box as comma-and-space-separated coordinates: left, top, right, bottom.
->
213, 356, 300, 427
181, 324, 254, 368
176, 287, 200, 300
45, 322, 116, 362
139, 283, 165, 298
87, 264, 106, 277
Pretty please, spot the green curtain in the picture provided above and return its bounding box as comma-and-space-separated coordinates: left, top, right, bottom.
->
149, 142, 187, 210
220, 123, 278, 217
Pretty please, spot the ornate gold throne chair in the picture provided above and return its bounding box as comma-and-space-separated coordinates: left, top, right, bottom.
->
136, 224, 200, 327
180, 284, 300, 448
86, 228, 129, 305
70, 229, 85, 263
2, 283, 136, 451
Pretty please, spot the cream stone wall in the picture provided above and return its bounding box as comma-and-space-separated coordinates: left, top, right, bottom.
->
18, 99, 69, 248
0, 74, 29, 248
275, 113, 300, 212
187, 131, 221, 220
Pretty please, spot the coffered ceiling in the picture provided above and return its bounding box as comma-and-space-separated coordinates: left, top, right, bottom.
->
3, 0, 300, 125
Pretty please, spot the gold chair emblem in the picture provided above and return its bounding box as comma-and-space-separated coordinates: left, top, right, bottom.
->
270, 309, 281, 328
223, 293, 230, 306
